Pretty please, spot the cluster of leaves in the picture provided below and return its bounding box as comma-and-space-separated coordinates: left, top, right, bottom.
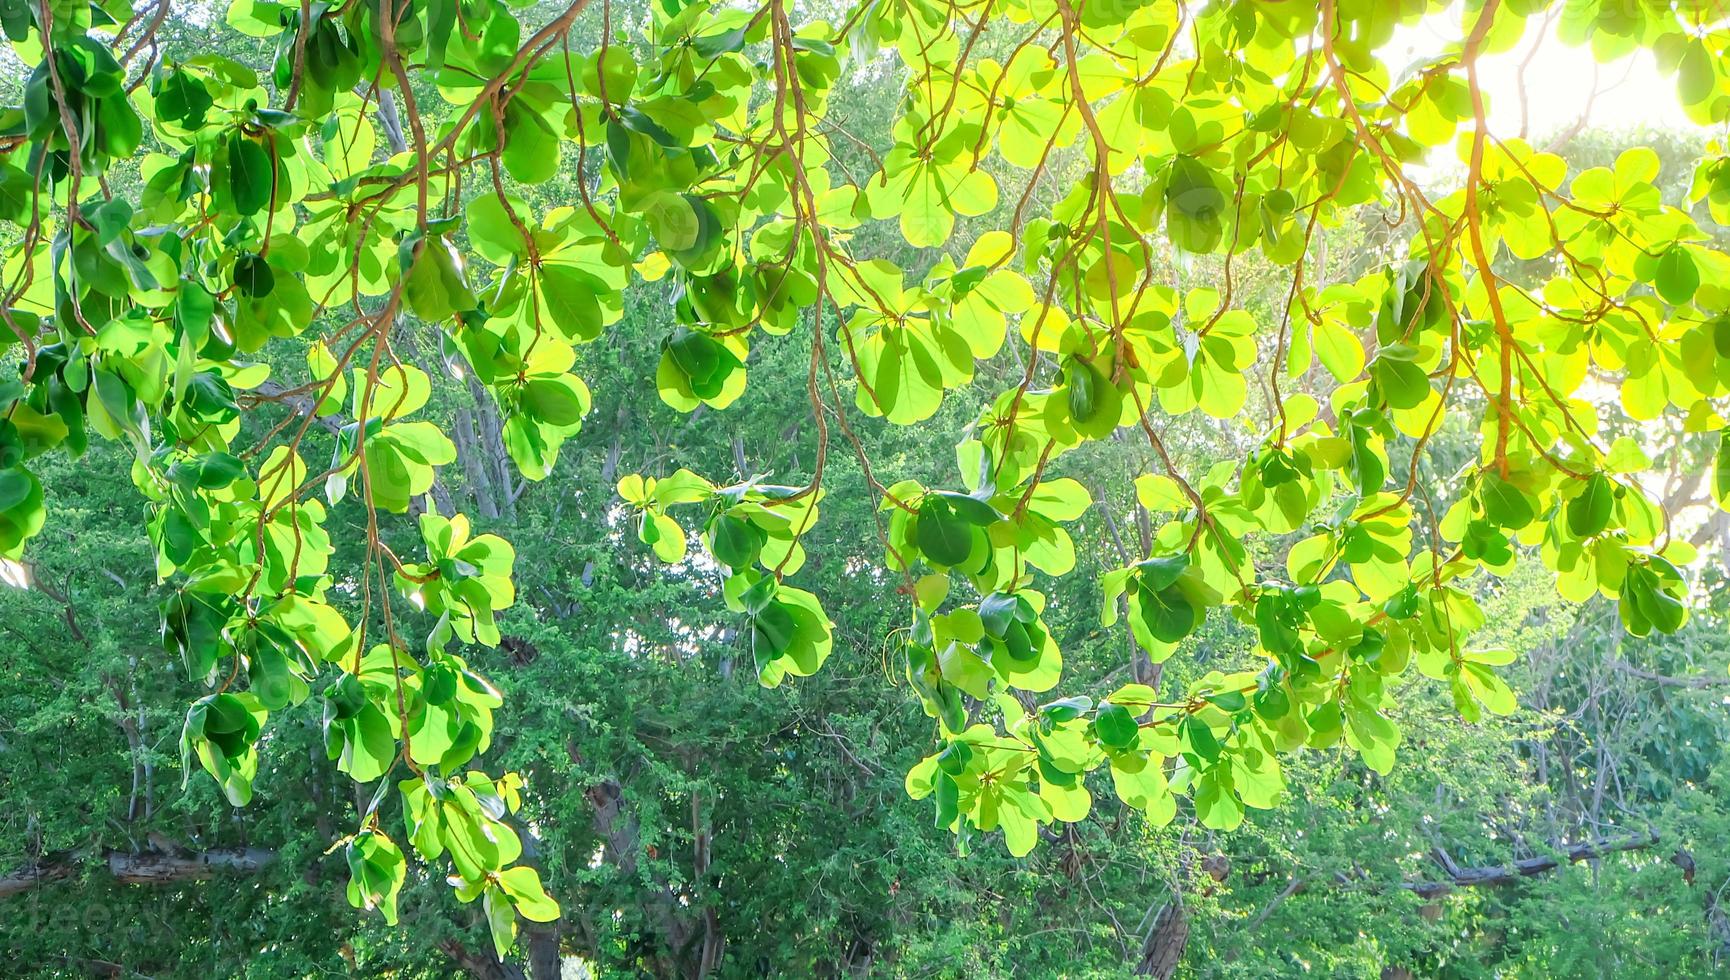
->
618, 468, 833, 684
568, 0, 1730, 856
5, 0, 1730, 953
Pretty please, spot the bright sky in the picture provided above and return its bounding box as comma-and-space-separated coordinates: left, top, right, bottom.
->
1394, 13, 1714, 144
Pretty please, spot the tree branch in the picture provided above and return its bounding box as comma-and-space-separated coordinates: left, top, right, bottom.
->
1404, 831, 1659, 898
1611, 660, 1730, 689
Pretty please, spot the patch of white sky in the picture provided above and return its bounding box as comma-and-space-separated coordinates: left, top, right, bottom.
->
1389, 7, 1719, 179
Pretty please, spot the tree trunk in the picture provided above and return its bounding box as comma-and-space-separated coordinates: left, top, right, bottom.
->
0, 861, 74, 898
570, 741, 718, 978
464, 373, 518, 521
1134, 898, 1189, 978
454, 403, 503, 520
1, 847, 275, 898
441, 940, 529, 980
106, 847, 276, 884
525, 925, 563, 980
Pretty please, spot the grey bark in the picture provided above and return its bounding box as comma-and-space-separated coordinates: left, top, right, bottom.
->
1408, 831, 1660, 898
1134, 898, 1188, 978
570, 739, 719, 978
0, 847, 275, 899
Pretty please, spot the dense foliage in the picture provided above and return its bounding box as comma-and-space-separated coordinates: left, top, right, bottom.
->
2, 0, 1730, 971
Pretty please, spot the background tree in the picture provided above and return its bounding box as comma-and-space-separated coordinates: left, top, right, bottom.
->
3, 0, 1730, 975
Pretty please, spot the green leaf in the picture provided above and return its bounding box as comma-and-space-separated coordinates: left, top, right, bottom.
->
1370, 348, 1429, 410
334, 704, 396, 783
663, 327, 738, 398
227, 132, 274, 215
521, 375, 590, 428
1093, 702, 1139, 749
346, 832, 407, 925
404, 237, 478, 323
86, 197, 132, 245
932, 490, 999, 526
1137, 554, 1188, 591
1654, 246, 1699, 305
0, 466, 34, 513
584, 46, 638, 103
176, 280, 215, 349
484, 884, 517, 960
233, 253, 275, 298
646, 191, 700, 251
1110, 759, 1174, 824
1193, 769, 1242, 830
915, 499, 974, 567
1165, 156, 1225, 252
710, 514, 763, 569
1065, 358, 1121, 438
1462, 663, 1516, 716
1182, 715, 1220, 762
498, 866, 560, 922
1678, 38, 1715, 106
1714, 431, 1730, 511
1479, 474, 1534, 529
1137, 585, 1195, 644
642, 511, 688, 563
937, 642, 994, 699
502, 101, 560, 184
1567, 473, 1614, 538
538, 265, 605, 342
